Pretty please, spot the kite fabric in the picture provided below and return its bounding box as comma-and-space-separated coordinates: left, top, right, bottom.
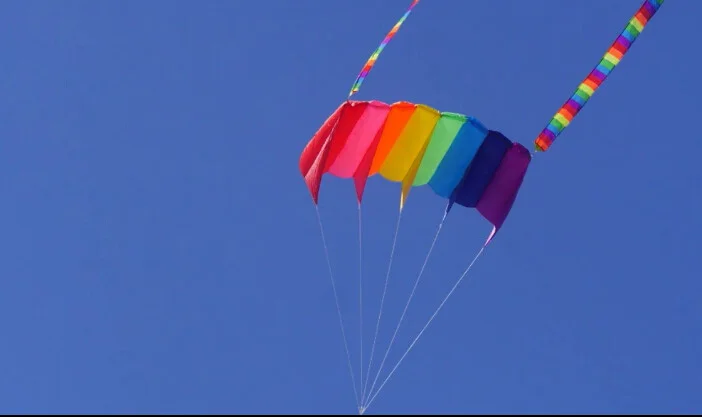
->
534, 0, 665, 152
348, 0, 420, 97
299, 100, 531, 244
300, 0, 665, 245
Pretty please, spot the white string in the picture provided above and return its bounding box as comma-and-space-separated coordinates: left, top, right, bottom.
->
362, 244, 488, 413
361, 208, 403, 403
314, 205, 361, 410
364, 210, 448, 406
357, 202, 364, 405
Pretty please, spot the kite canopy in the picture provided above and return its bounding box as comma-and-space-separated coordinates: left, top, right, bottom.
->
299, 100, 532, 243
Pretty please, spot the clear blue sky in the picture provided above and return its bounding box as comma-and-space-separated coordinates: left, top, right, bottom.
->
0, 0, 699, 414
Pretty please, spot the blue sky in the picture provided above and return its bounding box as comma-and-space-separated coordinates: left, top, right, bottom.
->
0, 0, 699, 414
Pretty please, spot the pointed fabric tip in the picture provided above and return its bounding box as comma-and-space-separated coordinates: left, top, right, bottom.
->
299, 102, 349, 204
484, 227, 498, 247
299, 100, 391, 205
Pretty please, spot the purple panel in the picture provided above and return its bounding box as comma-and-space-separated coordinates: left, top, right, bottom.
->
476, 142, 532, 245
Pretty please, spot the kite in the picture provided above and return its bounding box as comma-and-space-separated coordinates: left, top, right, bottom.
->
298, 0, 664, 413
299, 100, 530, 245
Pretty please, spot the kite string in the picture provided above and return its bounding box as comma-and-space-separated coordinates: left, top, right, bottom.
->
364, 208, 448, 406
361, 208, 404, 403
314, 204, 361, 409
358, 202, 364, 402
362, 243, 488, 413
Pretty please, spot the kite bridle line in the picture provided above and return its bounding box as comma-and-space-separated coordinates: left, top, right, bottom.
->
310, 0, 664, 413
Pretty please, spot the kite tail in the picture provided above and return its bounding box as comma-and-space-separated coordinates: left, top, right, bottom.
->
348, 0, 421, 98
534, 0, 664, 153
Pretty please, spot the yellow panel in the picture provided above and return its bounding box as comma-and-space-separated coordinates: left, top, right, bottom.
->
379, 104, 440, 183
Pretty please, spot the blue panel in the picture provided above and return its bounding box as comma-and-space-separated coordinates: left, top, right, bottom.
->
449, 130, 512, 209
428, 117, 488, 199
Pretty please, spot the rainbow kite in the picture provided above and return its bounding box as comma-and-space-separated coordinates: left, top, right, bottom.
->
299, 99, 530, 244
302, 0, 664, 242
298, 0, 665, 413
